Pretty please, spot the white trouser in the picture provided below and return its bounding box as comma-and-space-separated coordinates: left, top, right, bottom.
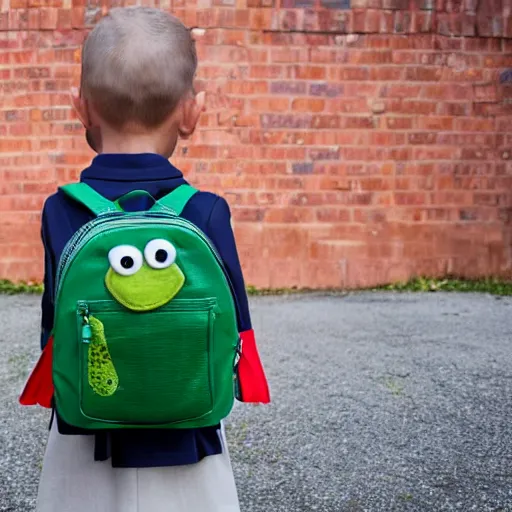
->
36, 422, 240, 512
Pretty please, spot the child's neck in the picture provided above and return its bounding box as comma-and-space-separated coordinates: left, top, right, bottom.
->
98, 126, 177, 158
100, 137, 165, 156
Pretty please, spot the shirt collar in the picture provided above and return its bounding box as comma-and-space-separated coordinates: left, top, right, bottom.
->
81, 153, 183, 182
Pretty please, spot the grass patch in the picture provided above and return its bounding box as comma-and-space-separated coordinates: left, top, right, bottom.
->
246, 285, 351, 296
247, 277, 512, 296
0, 279, 43, 295
378, 277, 512, 296
380, 376, 405, 397
246, 285, 306, 296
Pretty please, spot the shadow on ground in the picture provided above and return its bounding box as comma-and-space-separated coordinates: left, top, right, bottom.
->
1, 293, 511, 511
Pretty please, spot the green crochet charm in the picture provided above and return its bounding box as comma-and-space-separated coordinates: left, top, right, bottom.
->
88, 315, 119, 397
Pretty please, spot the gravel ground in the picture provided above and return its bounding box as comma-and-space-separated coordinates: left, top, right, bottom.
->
1, 293, 511, 512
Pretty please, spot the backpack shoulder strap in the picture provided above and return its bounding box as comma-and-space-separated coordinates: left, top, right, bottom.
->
59, 183, 119, 216
153, 184, 198, 216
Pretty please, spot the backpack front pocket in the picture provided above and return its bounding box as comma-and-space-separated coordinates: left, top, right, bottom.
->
77, 298, 216, 426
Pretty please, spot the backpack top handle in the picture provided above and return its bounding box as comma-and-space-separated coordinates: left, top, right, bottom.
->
60, 183, 198, 217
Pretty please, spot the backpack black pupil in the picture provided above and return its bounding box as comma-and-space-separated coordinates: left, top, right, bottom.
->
121, 256, 134, 269
155, 249, 168, 263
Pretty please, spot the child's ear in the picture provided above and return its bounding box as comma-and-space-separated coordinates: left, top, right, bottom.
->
71, 87, 101, 152
70, 87, 92, 128
178, 91, 206, 139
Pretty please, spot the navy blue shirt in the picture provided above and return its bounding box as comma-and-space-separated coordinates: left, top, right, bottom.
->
41, 153, 251, 468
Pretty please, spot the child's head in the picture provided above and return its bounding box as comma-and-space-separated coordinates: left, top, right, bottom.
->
73, 7, 205, 157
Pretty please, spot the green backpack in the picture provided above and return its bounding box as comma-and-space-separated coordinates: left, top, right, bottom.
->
52, 183, 240, 430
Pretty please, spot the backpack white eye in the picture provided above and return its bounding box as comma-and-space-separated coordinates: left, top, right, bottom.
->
144, 239, 176, 269
108, 245, 143, 276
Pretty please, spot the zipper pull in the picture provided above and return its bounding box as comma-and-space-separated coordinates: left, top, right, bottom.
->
79, 304, 92, 344
234, 337, 243, 368
234, 337, 242, 400
82, 323, 92, 344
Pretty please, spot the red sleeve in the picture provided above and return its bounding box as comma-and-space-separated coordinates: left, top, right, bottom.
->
19, 336, 54, 409
236, 329, 270, 403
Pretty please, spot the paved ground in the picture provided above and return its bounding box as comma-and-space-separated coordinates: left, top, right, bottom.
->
1, 293, 511, 512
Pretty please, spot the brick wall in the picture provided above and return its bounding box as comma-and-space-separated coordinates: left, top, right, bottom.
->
1, 0, 512, 288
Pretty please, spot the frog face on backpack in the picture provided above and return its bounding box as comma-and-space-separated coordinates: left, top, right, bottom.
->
105, 238, 185, 312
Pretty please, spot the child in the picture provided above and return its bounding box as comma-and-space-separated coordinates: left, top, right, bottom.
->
20, 7, 270, 512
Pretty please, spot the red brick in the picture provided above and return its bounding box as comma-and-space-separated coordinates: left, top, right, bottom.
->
418, 116, 454, 130
382, 84, 422, 98
317, 10, 351, 32
395, 192, 428, 205
388, 99, 437, 115
413, 11, 433, 32
460, 148, 490, 160
365, 9, 381, 32
71, 7, 84, 27
367, 131, 404, 145
348, 50, 393, 65
270, 47, 308, 64
249, 65, 283, 79
378, 10, 394, 32
40, 8, 59, 29
225, 81, 268, 95
386, 116, 415, 129
249, 97, 290, 112
57, 9, 72, 29
440, 102, 472, 116
383, 0, 409, 8
423, 84, 472, 100
394, 10, 413, 33
408, 132, 438, 144
343, 116, 376, 129
294, 66, 326, 80
414, 146, 459, 160
291, 98, 325, 113
406, 67, 443, 81
370, 66, 404, 80
333, 67, 371, 81
391, 51, 417, 65
352, 9, 367, 32
473, 82, 499, 103
309, 239, 365, 261
454, 118, 495, 132
476, 13, 502, 37
309, 83, 344, 97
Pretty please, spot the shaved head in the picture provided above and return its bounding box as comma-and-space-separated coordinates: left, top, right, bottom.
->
81, 7, 197, 129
